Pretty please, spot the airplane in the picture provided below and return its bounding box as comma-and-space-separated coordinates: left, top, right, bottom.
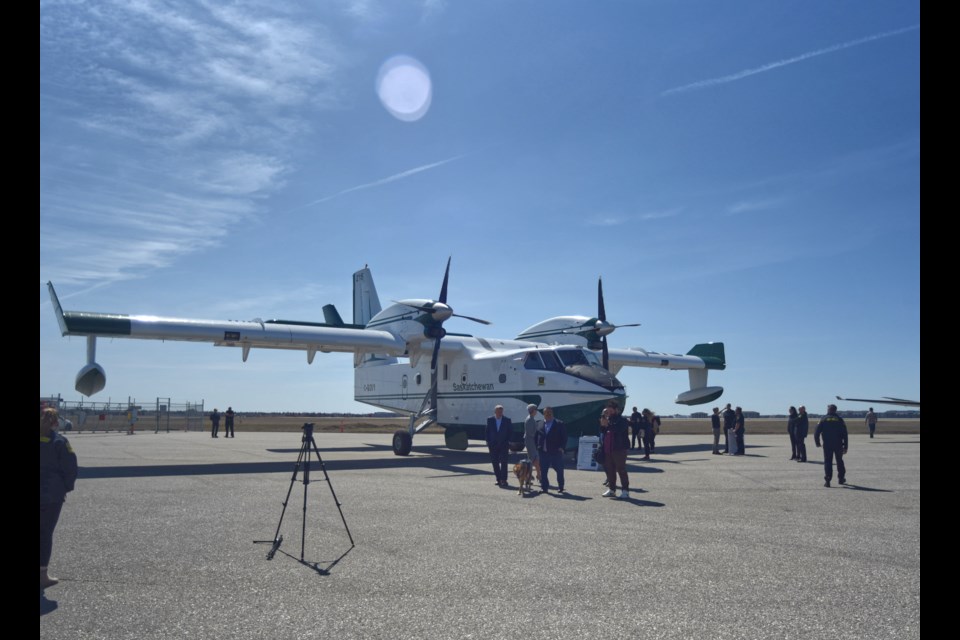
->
46, 259, 726, 456
835, 396, 920, 408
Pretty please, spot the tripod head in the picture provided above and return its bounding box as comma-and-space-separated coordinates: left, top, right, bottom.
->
302, 422, 315, 440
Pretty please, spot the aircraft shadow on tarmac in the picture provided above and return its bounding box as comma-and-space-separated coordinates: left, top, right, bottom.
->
79, 444, 589, 480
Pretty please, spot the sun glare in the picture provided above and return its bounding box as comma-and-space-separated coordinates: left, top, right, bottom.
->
376, 55, 432, 122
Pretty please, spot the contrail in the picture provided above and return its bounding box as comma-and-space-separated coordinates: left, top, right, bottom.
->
661, 24, 919, 96
298, 154, 465, 208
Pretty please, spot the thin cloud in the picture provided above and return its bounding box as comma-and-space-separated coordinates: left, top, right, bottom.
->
298, 154, 465, 208
639, 208, 682, 221
662, 24, 919, 96
585, 208, 680, 226
726, 198, 785, 215
585, 216, 627, 227
40, 1, 341, 288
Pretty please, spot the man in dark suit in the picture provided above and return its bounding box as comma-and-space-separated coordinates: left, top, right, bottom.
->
485, 405, 513, 487
815, 404, 848, 488
536, 407, 567, 494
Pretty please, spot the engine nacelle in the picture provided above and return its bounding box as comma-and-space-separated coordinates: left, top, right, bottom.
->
76, 362, 106, 397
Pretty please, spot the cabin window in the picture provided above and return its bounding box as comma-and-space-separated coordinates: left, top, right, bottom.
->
415, 373, 422, 385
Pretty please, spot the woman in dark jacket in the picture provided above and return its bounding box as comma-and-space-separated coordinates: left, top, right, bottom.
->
40, 408, 78, 589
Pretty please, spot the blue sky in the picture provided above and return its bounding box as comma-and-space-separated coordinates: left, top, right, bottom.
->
40, 1, 920, 415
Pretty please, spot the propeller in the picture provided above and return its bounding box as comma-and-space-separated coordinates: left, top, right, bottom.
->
596, 278, 641, 369
399, 258, 491, 414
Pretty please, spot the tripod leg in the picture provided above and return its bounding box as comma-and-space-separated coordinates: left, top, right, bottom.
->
308, 436, 355, 547
255, 439, 309, 558
301, 450, 309, 561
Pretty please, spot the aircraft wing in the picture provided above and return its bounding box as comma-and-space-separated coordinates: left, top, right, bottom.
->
607, 342, 726, 405
606, 342, 726, 373
836, 396, 920, 408
47, 282, 407, 395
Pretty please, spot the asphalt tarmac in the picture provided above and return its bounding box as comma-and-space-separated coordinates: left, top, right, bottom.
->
40, 431, 920, 639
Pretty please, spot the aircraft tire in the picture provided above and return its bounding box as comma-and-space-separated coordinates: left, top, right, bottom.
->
393, 430, 413, 456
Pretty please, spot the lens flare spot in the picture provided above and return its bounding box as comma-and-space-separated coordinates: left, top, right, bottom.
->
376, 55, 432, 122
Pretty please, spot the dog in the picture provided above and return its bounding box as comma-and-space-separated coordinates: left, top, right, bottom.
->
513, 458, 535, 496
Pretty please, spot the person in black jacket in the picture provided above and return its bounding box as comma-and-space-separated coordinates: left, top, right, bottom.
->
601, 402, 631, 498
485, 405, 513, 487
722, 403, 736, 454
40, 408, 78, 589
733, 407, 746, 456
629, 407, 643, 450
536, 407, 567, 494
787, 406, 799, 460
795, 406, 809, 462
815, 404, 849, 487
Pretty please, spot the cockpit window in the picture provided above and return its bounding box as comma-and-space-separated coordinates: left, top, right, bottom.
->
583, 350, 602, 367
539, 350, 564, 371
557, 349, 589, 367
523, 352, 544, 370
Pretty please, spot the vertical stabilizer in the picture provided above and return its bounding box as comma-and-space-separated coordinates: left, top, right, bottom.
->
352, 266, 394, 367
353, 267, 383, 326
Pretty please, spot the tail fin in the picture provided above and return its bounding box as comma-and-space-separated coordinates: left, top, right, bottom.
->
352, 266, 394, 367
686, 342, 725, 370
353, 266, 382, 326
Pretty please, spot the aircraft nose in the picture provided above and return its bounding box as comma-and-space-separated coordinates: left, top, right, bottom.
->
566, 364, 624, 392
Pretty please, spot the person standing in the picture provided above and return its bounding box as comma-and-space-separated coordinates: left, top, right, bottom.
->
485, 405, 513, 488
733, 407, 746, 455
40, 408, 78, 589
536, 407, 567, 494
815, 404, 849, 487
209, 408, 220, 438
648, 411, 661, 453
629, 407, 643, 450
787, 406, 799, 460
865, 408, 878, 439
795, 406, 809, 462
523, 404, 542, 483
640, 409, 655, 461
224, 407, 236, 438
600, 402, 631, 498
711, 407, 722, 455
722, 403, 736, 454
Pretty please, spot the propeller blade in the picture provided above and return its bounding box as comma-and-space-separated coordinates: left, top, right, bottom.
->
453, 312, 492, 325
598, 278, 606, 322
602, 335, 609, 370
438, 257, 451, 304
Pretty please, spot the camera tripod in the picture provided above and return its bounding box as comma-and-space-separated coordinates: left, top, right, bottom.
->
254, 423, 354, 572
